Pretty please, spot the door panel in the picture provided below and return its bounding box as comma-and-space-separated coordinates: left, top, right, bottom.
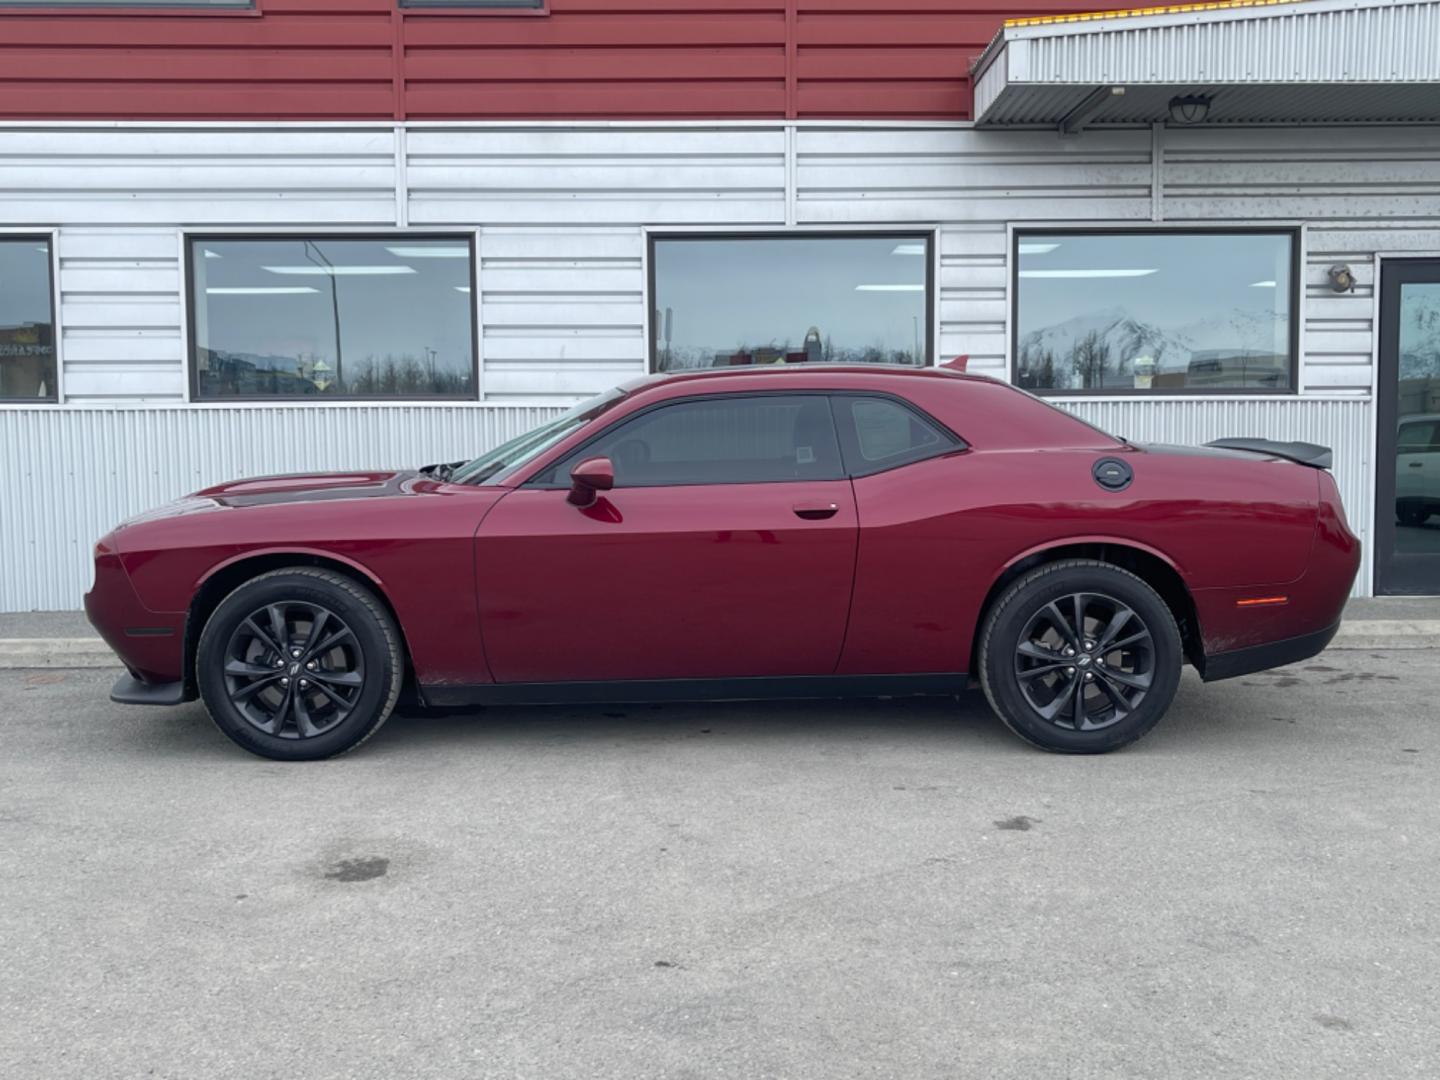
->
476, 481, 858, 682
1376, 260, 1440, 595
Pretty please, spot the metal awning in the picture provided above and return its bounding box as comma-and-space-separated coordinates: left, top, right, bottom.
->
972, 0, 1440, 130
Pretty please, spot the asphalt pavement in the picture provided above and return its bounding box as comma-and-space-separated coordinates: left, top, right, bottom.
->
2, 657, 1438, 1079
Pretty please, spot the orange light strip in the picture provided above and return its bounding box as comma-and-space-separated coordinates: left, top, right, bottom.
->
1236, 596, 1290, 608
1005, 0, 1307, 29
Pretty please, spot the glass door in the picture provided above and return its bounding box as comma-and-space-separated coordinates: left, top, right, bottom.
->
1376, 260, 1440, 594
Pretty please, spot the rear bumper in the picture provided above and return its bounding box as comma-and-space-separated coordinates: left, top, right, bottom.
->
1198, 619, 1340, 682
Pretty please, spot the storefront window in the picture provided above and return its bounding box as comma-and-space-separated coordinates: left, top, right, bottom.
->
1014, 230, 1296, 394
650, 234, 931, 373
0, 237, 57, 402
188, 236, 476, 400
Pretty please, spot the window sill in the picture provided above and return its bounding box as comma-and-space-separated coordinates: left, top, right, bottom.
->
0, 5, 260, 16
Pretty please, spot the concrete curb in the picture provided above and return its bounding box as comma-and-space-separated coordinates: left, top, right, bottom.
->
2, 620, 1439, 670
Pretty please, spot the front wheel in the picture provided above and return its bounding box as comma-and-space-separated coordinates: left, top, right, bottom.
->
196, 568, 404, 761
978, 560, 1182, 754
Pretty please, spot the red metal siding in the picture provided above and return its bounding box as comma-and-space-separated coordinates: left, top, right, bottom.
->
0, 0, 1136, 121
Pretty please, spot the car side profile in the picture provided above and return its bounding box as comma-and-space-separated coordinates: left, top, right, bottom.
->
85, 366, 1360, 760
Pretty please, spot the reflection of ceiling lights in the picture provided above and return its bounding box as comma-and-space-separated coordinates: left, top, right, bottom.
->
385, 246, 469, 259
1018, 269, 1157, 279
203, 250, 223, 259
891, 244, 926, 256
262, 265, 417, 276
206, 286, 320, 295
34, 245, 50, 254
1249, 280, 1277, 288
454, 286, 471, 293
855, 284, 925, 291
1018, 242, 1060, 255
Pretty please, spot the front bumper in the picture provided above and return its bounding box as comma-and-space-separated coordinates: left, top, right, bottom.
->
84, 535, 187, 691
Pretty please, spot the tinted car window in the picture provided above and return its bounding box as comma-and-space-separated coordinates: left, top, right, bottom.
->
544, 394, 844, 487
835, 395, 959, 475
1398, 420, 1440, 452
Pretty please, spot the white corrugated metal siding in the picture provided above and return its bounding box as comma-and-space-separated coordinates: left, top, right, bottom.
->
0, 405, 563, 612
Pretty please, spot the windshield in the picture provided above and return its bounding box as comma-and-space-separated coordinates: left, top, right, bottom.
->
450, 386, 628, 485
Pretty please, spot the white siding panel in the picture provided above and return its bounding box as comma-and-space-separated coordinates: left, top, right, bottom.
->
0, 405, 566, 613
0, 127, 396, 225
407, 127, 786, 227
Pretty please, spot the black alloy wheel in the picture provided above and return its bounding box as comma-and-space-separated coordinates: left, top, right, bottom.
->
223, 601, 365, 740
1012, 592, 1155, 733
979, 559, 1182, 754
197, 568, 403, 761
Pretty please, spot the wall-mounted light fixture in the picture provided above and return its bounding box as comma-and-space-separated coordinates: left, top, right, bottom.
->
1328, 264, 1356, 293
1167, 94, 1212, 125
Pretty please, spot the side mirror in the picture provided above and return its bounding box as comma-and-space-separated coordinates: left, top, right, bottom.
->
567, 456, 615, 507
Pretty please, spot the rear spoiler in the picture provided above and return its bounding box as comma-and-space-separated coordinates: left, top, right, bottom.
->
1205, 438, 1332, 470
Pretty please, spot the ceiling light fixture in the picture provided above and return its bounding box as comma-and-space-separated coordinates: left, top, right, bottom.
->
1018, 243, 1060, 255
891, 244, 926, 256
261, 265, 417, 276
454, 286, 471, 293
1249, 280, 1277, 288
206, 286, 321, 295
1168, 94, 1212, 125
385, 246, 470, 259
855, 284, 925, 292
203, 250, 223, 259
1018, 269, 1157, 279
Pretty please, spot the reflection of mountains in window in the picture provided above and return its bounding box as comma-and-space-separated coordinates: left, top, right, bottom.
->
1019, 306, 1289, 390
196, 347, 471, 396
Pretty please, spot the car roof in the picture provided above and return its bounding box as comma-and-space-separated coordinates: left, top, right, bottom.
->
619, 363, 992, 396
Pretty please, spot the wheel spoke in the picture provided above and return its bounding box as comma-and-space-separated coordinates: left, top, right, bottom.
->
1072, 593, 1087, 644
244, 616, 285, 659
312, 669, 362, 689
1107, 629, 1152, 653
1071, 675, 1088, 730
226, 659, 279, 678
267, 605, 291, 657
1017, 640, 1063, 662
1092, 671, 1132, 718
231, 674, 282, 702
268, 683, 294, 736
311, 680, 350, 709
1099, 666, 1152, 690
1036, 673, 1080, 721
1044, 602, 1080, 648
305, 626, 355, 661
1095, 606, 1134, 651
293, 690, 317, 739
301, 609, 329, 657
1017, 662, 1070, 681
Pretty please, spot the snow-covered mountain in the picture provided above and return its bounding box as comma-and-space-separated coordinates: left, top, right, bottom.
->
1019, 305, 1290, 389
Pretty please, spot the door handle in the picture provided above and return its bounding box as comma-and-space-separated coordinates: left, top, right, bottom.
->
1409, 461, 1424, 468
792, 503, 839, 520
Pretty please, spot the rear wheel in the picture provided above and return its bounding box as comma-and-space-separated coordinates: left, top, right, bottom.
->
196, 568, 403, 761
978, 560, 1182, 754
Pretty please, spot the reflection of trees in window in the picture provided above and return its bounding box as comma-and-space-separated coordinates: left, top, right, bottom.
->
1071, 330, 1111, 390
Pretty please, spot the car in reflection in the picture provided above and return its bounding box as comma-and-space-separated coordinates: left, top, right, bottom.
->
85, 366, 1360, 760
1396, 413, 1440, 527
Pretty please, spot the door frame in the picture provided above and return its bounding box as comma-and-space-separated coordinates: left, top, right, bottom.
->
1373, 255, 1440, 595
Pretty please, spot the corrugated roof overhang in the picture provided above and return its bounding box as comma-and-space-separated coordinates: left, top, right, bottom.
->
972, 0, 1440, 129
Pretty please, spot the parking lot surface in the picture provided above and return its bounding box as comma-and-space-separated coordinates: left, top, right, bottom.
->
2, 656, 1438, 1080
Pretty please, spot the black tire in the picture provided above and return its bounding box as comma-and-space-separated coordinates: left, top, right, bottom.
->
1397, 503, 1429, 527
978, 559, 1182, 754
196, 568, 404, 761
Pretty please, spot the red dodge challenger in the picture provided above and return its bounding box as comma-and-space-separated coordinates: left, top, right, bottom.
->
86, 366, 1359, 760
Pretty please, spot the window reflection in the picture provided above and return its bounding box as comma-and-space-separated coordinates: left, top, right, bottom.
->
651, 235, 930, 372
0, 238, 56, 402
1015, 231, 1294, 393
1395, 282, 1440, 544
190, 237, 475, 400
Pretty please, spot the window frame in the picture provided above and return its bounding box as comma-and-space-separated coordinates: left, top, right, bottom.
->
525, 391, 849, 490
0, 231, 60, 406
184, 231, 480, 404
1009, 225, 1302, 398
830, 391, 966, 477
0, 0, 257, 13
645, 230, 937, 375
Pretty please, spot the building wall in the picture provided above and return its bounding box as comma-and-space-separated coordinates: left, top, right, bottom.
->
0, 0, 1134, 122
5, 118, 1440, 609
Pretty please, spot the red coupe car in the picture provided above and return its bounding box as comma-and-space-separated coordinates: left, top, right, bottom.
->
86, 366, 1359, 760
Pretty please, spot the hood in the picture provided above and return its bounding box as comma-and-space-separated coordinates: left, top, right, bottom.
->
117, 470, 437, 529
195, 470, 430, 508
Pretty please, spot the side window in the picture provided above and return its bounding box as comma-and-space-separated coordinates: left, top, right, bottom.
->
546, 394, 844, 487
835, 396, 960, 476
